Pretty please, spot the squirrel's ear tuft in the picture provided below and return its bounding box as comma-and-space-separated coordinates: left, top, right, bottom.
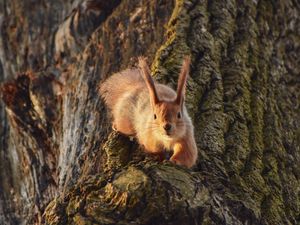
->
175, 56, 191, 106
138, 56, 159, 105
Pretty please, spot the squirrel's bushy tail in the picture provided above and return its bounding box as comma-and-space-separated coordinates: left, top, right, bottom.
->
99, 69, 144, 110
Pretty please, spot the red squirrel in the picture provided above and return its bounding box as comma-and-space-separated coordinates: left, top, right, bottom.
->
100, 57, 198, 168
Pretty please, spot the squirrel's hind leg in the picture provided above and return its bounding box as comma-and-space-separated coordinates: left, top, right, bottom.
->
112, 117, 135, 136
112, 122, 135, 141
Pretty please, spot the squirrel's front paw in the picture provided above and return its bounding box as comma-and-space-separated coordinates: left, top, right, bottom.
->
170, 151, 196, 168
171, 140, 197, 168
170, 155, 184, 166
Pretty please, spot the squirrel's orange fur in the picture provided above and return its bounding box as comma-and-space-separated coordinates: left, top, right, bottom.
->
99, 57, 198, 168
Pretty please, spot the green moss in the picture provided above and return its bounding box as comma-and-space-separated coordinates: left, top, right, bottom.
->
152, 0, 190, 83
45, 163, 210, 224
261, 194, 286, 224
43, 198, 68, 225
66, 196, 82, 216
72, 214, 93, 225
103, 131, 135, 174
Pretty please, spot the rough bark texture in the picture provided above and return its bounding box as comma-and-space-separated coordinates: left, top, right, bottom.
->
0, 0, 299, 224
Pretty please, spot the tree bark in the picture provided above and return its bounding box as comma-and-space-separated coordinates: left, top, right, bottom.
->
0, 0, 299, 224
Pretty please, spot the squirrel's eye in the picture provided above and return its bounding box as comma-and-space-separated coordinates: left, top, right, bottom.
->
177, 112, 181, 119
154, 114, 157, 120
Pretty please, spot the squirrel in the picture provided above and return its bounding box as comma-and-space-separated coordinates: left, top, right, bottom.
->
99, 56, 198, 168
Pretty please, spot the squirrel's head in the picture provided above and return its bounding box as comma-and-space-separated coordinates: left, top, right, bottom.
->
151, 101, 186, 139
138, 56, 191, 139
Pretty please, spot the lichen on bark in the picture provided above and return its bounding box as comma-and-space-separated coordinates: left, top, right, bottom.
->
45, 163, 211, 225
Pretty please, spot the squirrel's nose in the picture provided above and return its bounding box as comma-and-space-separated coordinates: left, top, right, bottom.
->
163, 123, 172, 132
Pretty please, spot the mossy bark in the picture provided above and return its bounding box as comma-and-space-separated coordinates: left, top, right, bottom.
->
0, 0, 299, 224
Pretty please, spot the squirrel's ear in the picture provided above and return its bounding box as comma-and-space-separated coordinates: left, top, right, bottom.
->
175, 56, 191, 106
138, 56, 159, 105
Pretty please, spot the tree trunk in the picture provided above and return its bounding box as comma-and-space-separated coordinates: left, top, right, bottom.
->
0, 0, 299, 224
